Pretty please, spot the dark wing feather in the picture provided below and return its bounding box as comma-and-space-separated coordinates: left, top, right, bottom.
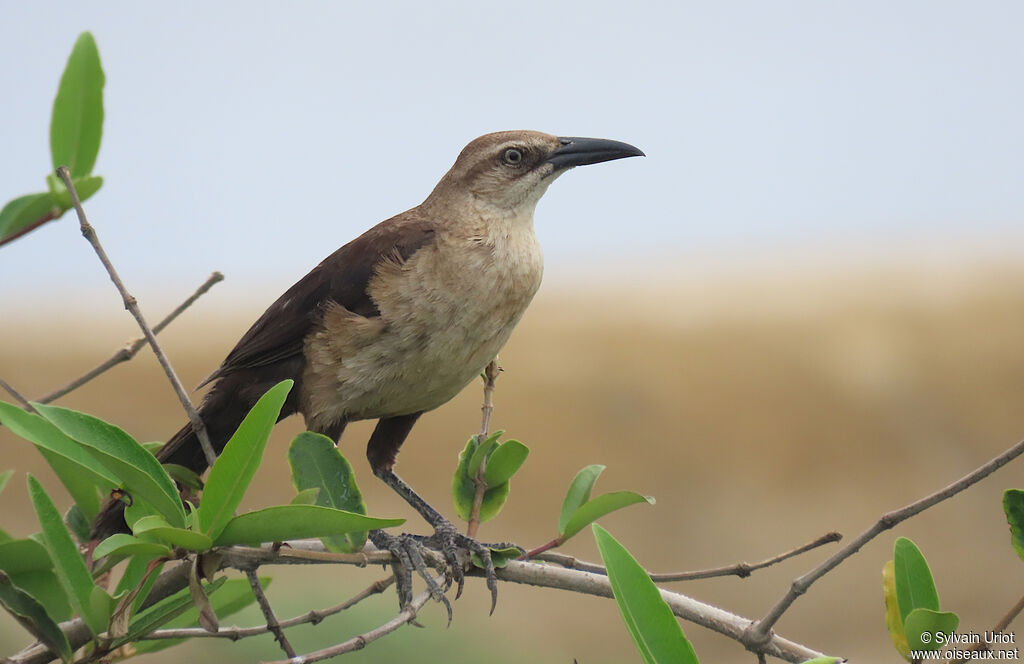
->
200, 213, 436, 386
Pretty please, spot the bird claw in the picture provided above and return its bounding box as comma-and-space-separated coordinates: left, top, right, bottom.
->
369, 530, 453, 624
370, 522, 507, 620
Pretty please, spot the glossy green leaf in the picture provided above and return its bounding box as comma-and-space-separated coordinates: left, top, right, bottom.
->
132, 515, 213, 552
893, 537, 939, 623
164, 463, 204, 491
882, 559, 911, 661
8, 570, 72, 623
1003, 489, 1024, 561
121, 576, 226, 644
51, 32, 105, 177
451, 438, 510, 523
0, 539, 53, 575
467, 430, 504, 479
0, 570, 72, 663
0, 192, 59, 242
28, 475, 109, 635
561, 491, 655, 541
471, 545, 522, 570
199, 380, 293, 539
0, 470, 13, 495
905, 607, 959, 652
559, 464, 605, 534
0, 401, 118, 519
132, 577, 270, 654
289, 431, 367, 552
593, 524, 698, 664
214, 505, 404, 547
94, 534, 172, 560
484, 440, 529, 487
32, 403, 185, 527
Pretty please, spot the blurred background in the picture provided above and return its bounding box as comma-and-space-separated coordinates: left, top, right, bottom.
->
3, 2, 1024, 661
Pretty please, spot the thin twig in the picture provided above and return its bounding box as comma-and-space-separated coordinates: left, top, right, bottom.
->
0, 377, 35, 411
245, 568, 296, 658
140, 576, 395, 642
746, 436, 1024, 648
261, 575, 443, 664
36, 271, 224, 404
535, 531, 842, 582
55, 167, 217, 467
951, 591, 1024, 662
467, 359, 500, 538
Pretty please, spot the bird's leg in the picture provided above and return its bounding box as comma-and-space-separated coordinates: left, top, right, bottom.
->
367, 414, 501, 614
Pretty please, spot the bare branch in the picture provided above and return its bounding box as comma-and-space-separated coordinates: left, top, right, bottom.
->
0, 377, 35, 411
467, 358, 501, 538
55, 167, 217, 467
261, 575, 443, 664
36, 271, 224, 404
535, 531, 842, 582
139, 576, 394, 642
245, 568, 296, 658
951, 591, 1024, 663
747, 436, 1024, 647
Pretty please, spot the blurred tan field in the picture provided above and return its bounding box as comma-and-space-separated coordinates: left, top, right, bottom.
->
4, 254, 1024, 662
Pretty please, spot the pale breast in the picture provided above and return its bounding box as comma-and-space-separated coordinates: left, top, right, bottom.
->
302, 227, 543, 426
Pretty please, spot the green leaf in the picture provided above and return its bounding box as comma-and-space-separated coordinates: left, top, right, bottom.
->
93, 534, 172, 560
51, 32, 105, 177
1003, 489, 1024, 561
882, 560, 910, 661
114, 555, 164, 614
132, 515, 213, 552
483, 440, 529, 487
0, 570, 72, 663
8, 570, 72, 623
559, 464, 605, 534
288, 431, 368, 552
65, 504, 92, 543
121, 576, 226, 644
291, 488, 320, 505
0, 539, 53, 575
893, 537, 939, 623
214, 505, 404, 547
198, 380, 293, 539
0, 193, 59, 242
28, 475, 110, 635
451, 438, 511, 523
52, 175, 103, 211
467, 430, 504, 479
904, 607, 959, 652
131, 577, 268, 654
164, 463, 204, 491
0, 401, 118, 520
0, 469, 13, 495
560, 491, 655, 541
32, 402, 185, 528
593, 524, 698, 664
470, 545, 522, 570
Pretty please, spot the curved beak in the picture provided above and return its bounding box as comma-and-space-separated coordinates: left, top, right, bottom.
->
545, 136, 645, 169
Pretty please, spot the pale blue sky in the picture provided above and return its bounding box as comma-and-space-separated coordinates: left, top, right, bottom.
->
2, 1, 1023, 305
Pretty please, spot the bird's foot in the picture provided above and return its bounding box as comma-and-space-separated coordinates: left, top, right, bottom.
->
371, 523, 520, 619
369, 529, 453, 623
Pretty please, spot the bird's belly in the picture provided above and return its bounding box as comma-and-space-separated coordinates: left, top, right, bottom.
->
302, 239, 543, 425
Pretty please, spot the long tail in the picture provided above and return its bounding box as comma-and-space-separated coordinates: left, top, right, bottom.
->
90, 371, 298, 540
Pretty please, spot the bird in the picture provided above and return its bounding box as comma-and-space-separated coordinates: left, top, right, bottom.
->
91, 129, 644, 610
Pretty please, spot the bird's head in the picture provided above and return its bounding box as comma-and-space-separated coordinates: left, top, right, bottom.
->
426, 130, 644, 215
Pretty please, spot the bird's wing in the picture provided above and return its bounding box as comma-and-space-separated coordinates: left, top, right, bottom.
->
199, 214, 436, 387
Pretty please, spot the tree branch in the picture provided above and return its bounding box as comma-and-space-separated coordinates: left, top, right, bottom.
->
245, 568, 296, 658
35, 271, 224, 404
0, 210, 59, 248
535, 530, 842, 582
55, 166, 217, 467
467, 359, 500, 538
746, 435, 1024, 648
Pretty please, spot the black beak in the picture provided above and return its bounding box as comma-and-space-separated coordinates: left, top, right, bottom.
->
545, 136, 645, 169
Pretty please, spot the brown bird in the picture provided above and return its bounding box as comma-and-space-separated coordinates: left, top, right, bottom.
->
92, 130, 643, 609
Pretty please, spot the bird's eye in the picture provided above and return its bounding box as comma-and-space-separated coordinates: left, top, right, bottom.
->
502, 148, 524, 166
